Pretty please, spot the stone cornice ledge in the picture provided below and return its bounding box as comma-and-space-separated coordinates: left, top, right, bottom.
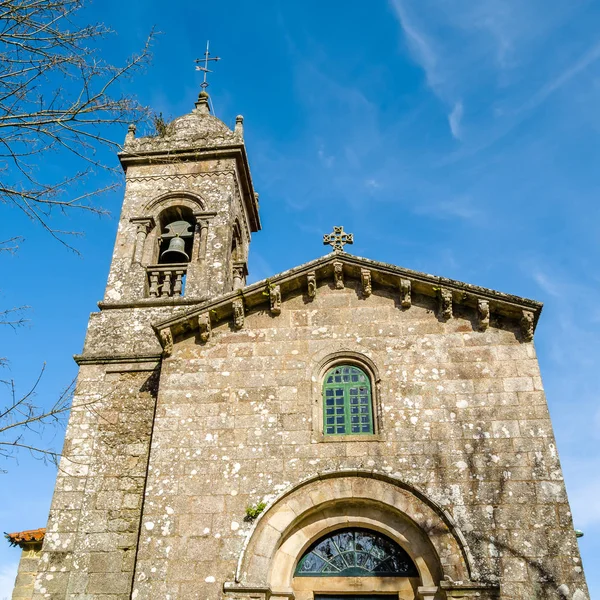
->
152, 252, 543, 355
223, 582, 293, 600
98, 296, 209, 310
74, 353, 162, 367
440, 581, 500, 598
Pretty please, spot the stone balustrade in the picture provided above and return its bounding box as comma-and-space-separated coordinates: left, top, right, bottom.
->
146, 263, 187, 297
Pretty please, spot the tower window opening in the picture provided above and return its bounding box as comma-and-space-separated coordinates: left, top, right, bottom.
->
157, 206, 194, 265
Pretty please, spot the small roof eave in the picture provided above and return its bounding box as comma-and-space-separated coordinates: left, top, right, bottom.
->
5, 528, 45, 548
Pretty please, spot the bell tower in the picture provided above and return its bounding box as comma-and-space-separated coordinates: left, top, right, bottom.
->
103, 90, 260, 306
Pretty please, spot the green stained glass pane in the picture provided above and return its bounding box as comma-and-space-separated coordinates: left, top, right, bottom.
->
322, 365, 373, 436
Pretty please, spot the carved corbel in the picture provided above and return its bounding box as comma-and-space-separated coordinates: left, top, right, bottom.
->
269, 284, 282, 315
232, 297, 245, 330
197, 313, 211, 343
520, 310, 534, 342
478, 299, 490, 331
361, 269, 372, 297
159, 327, 173, 357
307, 272, 316, 299
439, 288, 453, 320
400, 278, 411, 308
333, 261, 344, 290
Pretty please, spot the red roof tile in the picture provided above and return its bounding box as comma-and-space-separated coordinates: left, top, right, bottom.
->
5, 528, 45, 547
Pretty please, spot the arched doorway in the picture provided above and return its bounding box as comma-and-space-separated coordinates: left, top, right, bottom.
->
228, 472, 488, 600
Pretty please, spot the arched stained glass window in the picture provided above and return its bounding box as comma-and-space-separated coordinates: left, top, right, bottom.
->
294, 528, 418, 577
323, 365, 373, 435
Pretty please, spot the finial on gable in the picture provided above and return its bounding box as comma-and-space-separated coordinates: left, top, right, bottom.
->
195, 90, 211, 114
235, 115, 244, 137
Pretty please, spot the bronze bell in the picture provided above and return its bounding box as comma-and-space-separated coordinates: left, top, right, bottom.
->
160, 235, 189, 263
160, 220, 192, 263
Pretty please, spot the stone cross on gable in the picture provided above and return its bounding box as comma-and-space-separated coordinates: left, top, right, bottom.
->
323, 226, 354, 252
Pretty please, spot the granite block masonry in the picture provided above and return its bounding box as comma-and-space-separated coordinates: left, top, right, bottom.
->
8, 89, 589, 600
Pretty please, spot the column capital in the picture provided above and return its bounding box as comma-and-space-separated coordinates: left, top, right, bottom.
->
130, 216, 155, 233
193, 211, 218, 225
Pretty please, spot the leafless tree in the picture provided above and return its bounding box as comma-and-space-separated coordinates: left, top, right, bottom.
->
0, 0, 154, 249
0, 0, 154, 469
0, 366, 74, 471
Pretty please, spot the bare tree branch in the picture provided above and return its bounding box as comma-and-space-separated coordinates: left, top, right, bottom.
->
0, 1, 155, 471
0, 0, 155, 247
0, 365, 75, 471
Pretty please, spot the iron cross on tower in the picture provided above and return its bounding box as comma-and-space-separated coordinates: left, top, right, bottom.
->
323, 226, 354, 252
195, 41, 221, 91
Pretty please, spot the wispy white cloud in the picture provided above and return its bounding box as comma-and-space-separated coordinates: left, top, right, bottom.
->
388, 0, 440, 91
448, 101, 464, 139
415, 195, 484, 223
317, 143, 335, 168
515, 40, 600, 114
364, 179, 381, 190
388, 0, 600, 150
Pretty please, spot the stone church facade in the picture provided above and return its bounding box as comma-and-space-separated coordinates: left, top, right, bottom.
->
8, 91, 589, 600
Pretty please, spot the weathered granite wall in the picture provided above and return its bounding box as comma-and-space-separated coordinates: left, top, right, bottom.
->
11, 543, 42, 600
129, 281, 588, 600
31, 365, 159, 600
103, 159, 250, 305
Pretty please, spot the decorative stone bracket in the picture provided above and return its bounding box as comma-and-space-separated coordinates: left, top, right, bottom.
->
197, 313, 211, 343
158, 327, 173, 357
307, 272, 316, 299
439, 287, 453, 320
233, 297, 245, 329
269, 284, 282, 315
521, 309, 534, 342
361, 268, 372, 297
333, 261, 344, 289
400, 278, 411, 308
478, 299, 490, 331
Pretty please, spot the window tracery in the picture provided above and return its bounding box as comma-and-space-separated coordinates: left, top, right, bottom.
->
295, 528, 418, 577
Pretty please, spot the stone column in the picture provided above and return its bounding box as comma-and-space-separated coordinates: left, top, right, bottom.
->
184, 211, 217, 298
130, 217, 155, 265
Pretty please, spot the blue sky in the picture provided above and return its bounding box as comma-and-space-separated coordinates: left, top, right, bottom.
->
1, 0, 599, 597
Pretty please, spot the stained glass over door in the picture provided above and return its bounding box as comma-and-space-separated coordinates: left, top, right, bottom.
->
294, 528, 418, 577
323, 365, 373, 435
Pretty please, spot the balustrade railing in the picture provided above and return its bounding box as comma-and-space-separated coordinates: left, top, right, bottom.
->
146, 264, 187, 298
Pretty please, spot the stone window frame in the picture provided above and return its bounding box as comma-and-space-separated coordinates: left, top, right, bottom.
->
313, 351, 383, 443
